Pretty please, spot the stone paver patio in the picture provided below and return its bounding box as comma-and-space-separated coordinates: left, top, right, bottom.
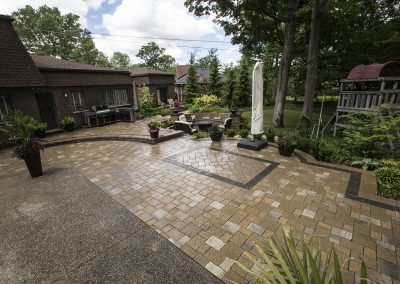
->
0, 122, 399, 283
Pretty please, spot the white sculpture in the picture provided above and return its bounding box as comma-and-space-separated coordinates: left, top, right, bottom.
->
251, 62, 264, 136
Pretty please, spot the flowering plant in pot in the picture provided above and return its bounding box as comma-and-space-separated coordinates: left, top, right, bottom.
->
147, 121, 160, 139
209, 125, 223, 142
275, 135, 296, 156
60, 116, 75, 132
33, 121, 47, 138
0, 110, 44, 178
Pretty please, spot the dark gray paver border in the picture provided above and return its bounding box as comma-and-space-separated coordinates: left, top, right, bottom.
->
164, 146, 279, 190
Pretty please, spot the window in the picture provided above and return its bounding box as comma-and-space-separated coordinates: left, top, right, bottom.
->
0, 96, 12, 121
103, 89, 128, 106
72, 91, 86, 111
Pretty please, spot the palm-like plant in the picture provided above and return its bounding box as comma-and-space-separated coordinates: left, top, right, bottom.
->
0, 110, 43, 159
237, 231, 368, 284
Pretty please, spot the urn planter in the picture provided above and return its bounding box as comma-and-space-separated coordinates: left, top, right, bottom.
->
24, 151, 43, 178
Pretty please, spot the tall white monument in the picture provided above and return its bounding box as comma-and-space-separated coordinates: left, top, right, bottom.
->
251, 62, 264, 136
237, 61, 268, 151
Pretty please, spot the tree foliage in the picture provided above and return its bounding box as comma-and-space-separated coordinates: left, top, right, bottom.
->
184, 53, 198, 103
110, 52, 131, 69
208, 56, 221, 97
236, 55, 252, 107
11, 5, 111, 67
224, 64, 237, 108
196, 48, 218, 69
136, 42, 176, 71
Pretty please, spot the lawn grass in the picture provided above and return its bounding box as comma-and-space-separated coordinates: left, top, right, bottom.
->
241, 101, 337, 131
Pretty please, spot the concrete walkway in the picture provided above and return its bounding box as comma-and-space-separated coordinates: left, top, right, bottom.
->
0, 164, 221, 283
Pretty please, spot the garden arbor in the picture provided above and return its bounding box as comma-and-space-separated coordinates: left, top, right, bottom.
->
323, 61, 400, 136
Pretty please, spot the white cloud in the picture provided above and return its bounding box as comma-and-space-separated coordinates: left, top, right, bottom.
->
0, 0, 241, 64
96, 0, 216, 62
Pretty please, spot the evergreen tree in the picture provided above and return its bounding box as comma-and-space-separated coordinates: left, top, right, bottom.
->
208, 56, 221, 97
224, 64, 236, 108
236, 56, 251, 107
184, 53, 198, 103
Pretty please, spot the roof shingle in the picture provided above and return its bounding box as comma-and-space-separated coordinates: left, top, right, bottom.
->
31, 55, 130, 74
0, 15, 44, 87
130, 67, 174, 76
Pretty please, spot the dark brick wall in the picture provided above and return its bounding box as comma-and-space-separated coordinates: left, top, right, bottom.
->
41, 71, 132, 86
0, 87, 41, 120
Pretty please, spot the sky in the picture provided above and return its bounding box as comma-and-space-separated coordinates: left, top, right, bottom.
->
1, 0, 242, 65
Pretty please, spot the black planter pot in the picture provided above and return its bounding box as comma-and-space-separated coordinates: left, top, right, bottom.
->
278, 145, 295, 156
34, 129, 46, 138
150, 129, 159, 139
229, 108, 237, 115
210, 132, 223, 142
64, 124, 75, 132
24, 151, 43, 178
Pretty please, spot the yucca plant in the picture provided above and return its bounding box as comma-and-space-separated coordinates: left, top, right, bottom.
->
236, 231, 368, 284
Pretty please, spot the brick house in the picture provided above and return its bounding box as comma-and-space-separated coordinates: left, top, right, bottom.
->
174, 65, 212, 102
131, 67, 176, 106
0, 15, 135, 139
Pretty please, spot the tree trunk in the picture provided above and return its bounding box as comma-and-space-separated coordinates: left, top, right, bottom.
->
272, 0, 299, 128
302, 0, 322, 120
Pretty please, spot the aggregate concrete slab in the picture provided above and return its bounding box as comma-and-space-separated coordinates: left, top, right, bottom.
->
0, 164, 221, 284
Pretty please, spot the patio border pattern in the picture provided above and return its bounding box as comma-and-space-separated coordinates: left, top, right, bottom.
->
293, 151, 399, 212
164, 146, 279, 190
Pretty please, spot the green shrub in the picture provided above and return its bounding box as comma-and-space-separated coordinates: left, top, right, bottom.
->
240, 115, 250, 130
375, 167, 400, 200
60, 116, 75, 127
225, 128, 236, 137
193, 132, 208, 139
159, 119, 175, 128
265, 128, 276, 142
188, 94, 226, 113
240, 129, 249, 138
153, 107, 171, 116
238, 231, 368, 284
341, 107, 400, 159
138, 85, 153, 117
351, 159, 380, 170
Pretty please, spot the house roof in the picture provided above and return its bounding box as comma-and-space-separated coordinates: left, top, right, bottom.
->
31, 55, 130, 74
130, 67, 174, 76
0, 15, 44, 87
176, 65, 190, 79
175, 68, 210, 84
346, 61, 400, 80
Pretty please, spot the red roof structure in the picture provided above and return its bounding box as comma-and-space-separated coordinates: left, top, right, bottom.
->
346, 61, 400, 80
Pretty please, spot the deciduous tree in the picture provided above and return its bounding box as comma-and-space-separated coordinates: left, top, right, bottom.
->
110, 52, 131, 69
136, 42, 176, 71
11, 5, 110, 67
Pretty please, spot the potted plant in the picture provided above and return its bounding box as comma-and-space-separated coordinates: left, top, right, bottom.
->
275, 135, 296, 156
0, 111, 44, 178
148, 121, 160, 139
33, 121, 47, 138
209, 125, 223, 142
61, 116, 75, 132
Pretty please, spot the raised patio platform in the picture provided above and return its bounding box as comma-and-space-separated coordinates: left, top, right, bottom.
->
40, 121, 184, 148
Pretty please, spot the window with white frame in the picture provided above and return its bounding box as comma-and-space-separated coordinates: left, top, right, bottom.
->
103, 88, 128, 106
71, 91, 86, 111
0, 96, 12, 121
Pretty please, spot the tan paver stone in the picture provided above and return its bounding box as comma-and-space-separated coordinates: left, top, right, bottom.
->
206, 236, 225, 251
205, 262, 225, 279
4, 126, 396, 283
